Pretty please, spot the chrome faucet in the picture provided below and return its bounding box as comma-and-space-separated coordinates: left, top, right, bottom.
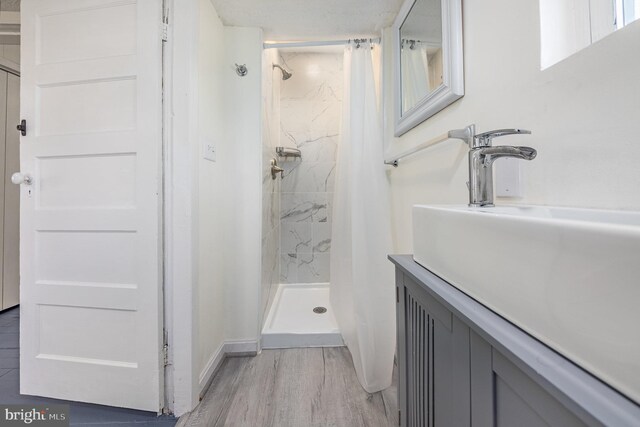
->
468, 129, 536, 207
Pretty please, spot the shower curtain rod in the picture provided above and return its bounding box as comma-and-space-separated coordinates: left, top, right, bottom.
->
263, 38, 381, 50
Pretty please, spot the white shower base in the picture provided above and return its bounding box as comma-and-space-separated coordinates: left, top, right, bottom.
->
262, 283, 344, 349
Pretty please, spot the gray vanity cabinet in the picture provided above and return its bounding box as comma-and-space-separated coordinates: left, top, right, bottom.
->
395, 269, 470, 427
469, 332, 584, 427
391, 255, 640, 427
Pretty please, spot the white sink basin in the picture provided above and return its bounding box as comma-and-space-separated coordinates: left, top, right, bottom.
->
413, 204, 640, 404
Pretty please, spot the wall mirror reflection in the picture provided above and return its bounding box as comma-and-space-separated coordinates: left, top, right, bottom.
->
393, 0, 464, 136
400, 0, 443, 114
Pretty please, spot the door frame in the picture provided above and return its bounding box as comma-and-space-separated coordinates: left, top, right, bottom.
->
0, 62, 19, 312
162, 0, 201, 416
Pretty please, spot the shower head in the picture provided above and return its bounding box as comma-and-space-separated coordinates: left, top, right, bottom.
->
272, 63, 292, 80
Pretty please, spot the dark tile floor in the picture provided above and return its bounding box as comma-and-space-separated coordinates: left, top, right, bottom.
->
0, 306, 176, 426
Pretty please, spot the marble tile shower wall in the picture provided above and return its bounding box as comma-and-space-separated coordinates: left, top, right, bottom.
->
261, 49, 281, 324
279, 52, 343, 284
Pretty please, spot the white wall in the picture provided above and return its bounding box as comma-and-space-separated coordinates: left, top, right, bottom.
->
383, 0, 640, 252
168, 2, 263, 416
223, 26, 264, 345
196, 5, 264, 393
196, 0, 227, 392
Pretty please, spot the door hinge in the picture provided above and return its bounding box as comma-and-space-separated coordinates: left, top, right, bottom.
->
398, 410, 401, 425
161, 4, 169, 43
396, 286, 399, 303
162, 327, 170, 367
161, 21, 169, 42
163, 343, 169, 366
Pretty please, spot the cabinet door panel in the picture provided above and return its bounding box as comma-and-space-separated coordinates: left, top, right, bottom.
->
493, 351, 585, 427
396, 269, 406, 426
470, 331, 494, 427
399, 275, 470, 427
495, 376, 550, 427
470, 329, 586, 427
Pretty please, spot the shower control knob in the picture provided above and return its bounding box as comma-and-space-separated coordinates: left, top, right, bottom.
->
235, 63, 248, 77
11, 172, 33, 185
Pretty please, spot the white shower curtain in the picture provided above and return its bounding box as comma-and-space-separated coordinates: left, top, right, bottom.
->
330, 42, 395, 393
401, 41, 431, 112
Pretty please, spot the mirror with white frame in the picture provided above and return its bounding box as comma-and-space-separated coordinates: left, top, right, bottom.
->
393, 0, 464, 136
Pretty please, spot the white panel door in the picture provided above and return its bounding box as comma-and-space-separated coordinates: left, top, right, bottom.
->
19, 0, 164, 411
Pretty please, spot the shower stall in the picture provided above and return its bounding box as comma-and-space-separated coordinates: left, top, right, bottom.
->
260, 46, 344, 349
259, 39, 395, 393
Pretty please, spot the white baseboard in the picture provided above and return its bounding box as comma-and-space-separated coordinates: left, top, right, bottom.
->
198, 342, 225, 394
197, 339, 260, 396
224, 339, 260, 356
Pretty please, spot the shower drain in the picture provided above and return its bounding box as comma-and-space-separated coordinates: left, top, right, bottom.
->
313, 306, 327, 314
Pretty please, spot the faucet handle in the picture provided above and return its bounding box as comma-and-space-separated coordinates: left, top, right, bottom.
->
473, 128, 531, 147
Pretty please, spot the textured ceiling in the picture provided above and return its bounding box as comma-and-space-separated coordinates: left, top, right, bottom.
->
210, 0, 404, 41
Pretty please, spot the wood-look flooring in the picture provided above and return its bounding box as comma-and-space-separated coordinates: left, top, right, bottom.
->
179, 347, 398, 427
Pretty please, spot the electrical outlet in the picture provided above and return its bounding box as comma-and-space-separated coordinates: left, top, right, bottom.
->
495, 157, 522, 198
203, 141, 216, 162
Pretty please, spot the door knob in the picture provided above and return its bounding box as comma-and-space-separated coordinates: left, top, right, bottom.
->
11, 172, 32, 185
